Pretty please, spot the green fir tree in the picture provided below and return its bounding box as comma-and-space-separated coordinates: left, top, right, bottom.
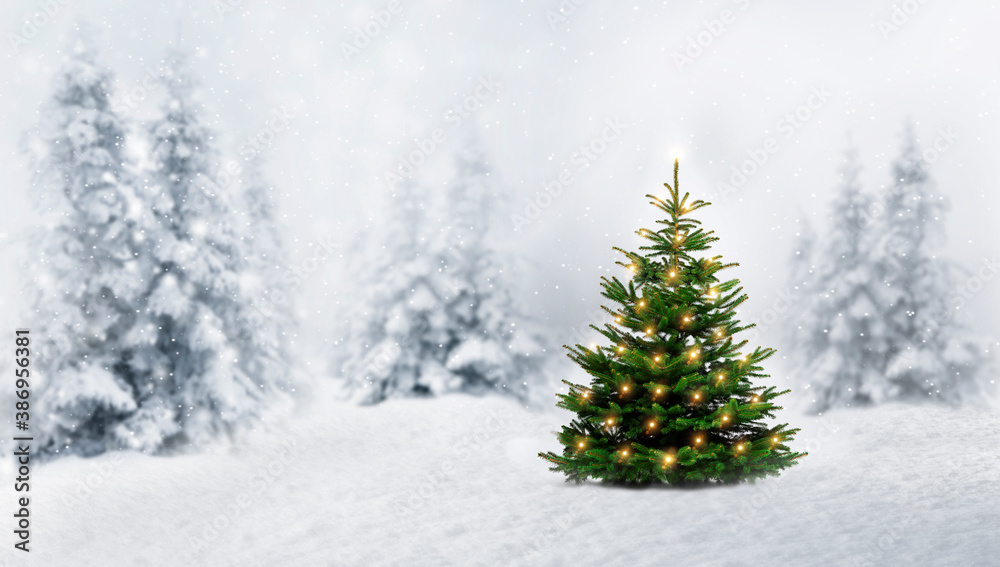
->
539, 161, 805, 484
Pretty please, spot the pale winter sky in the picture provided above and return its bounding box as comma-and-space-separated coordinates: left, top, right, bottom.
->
2, 0, 998, 377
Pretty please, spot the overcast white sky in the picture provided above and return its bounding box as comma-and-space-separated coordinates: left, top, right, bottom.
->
2, 1, 998, 372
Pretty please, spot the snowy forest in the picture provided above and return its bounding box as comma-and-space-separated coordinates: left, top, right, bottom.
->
0, 2, 998, 566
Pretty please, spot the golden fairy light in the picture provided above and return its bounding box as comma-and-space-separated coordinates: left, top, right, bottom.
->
639, 300, 646, 307
654, 355, 661, 362
752, 396, 760, 403
629, 265, 637, 273
736, 444, 745, 452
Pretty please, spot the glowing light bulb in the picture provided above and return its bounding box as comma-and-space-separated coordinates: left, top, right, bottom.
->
629, 265, 637, 273
622, 449, 629, 456
669, 271, 676, 277
655, 388, 663, 395
654, 356, 660, 362
684, 317, 690, 322
752, 396, 760, 403
693, 393, 701, 400
664, 455, 673, 463
579, 442, 584, 448
695, 437, 702, 444
646, 328, 654, 335
639, 301, 646, 307
736, 444, 744, 452
648, 421, 655, 428
623, 385, 629, 392
722, 416, 729, 422
616, 317, 622, 323
618, 345, 625, 352
772, 436, 778, 443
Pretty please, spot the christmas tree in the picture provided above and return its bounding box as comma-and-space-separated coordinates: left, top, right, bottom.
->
539, 161, 805, 484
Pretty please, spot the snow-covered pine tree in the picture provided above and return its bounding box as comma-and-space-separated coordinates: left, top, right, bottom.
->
791, 143, 888, 412
868, 124, 985, 404
28, 36, 151, 457
340, 142, 549, 404
236, 157, 295, 397
119, 47, 289, 451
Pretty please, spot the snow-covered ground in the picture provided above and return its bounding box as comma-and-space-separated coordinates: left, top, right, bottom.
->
4, 379, 999, 567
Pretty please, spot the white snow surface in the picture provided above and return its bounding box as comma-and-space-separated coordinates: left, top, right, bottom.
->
4, 380, 999, 567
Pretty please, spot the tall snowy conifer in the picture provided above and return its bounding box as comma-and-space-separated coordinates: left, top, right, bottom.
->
340, 142, 549, 404
868, 125, 985, 404
790, 144, 887, 412
236, 158, 295, 397
29, 36, 149, 457
122, 48, 288, 451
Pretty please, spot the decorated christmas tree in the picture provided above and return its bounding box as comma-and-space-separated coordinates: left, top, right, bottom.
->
539, 161, 805, 484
